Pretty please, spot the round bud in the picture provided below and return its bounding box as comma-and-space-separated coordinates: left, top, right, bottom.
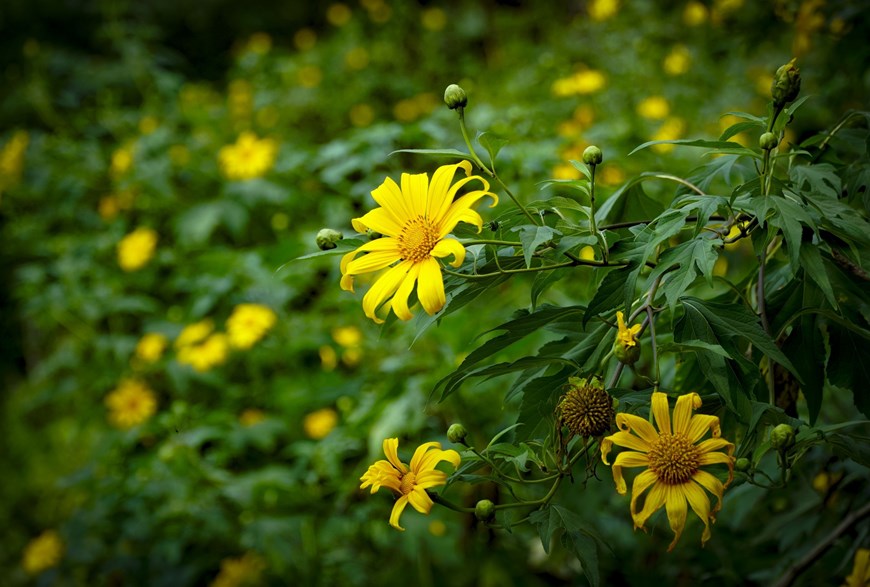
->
735, 457, 750, 472
613, 340, 641, 366
770, 423, 796, 451
582, 145, 603, 166
759, 132, 779, 151
474, 499, 496, 523
443, 84, 468, 110
771, 58, 801, 107
447, 423, 468, 445
316, 228, 343, 250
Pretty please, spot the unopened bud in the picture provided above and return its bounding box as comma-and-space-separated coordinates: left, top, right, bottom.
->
759, 132, 779, 150
447, 423, 468, 444
735, 457, 750, 472
474, 499, 495, 523
770, 423, 796, 451
771, 58, 801, 107
444, 84, 468, 110
316, 228, 343, 250
583, 145, 603, 166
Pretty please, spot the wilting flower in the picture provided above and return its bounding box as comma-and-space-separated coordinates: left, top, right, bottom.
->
601, 392, 735, 550
558, 376, 614, 438
843, 548, 870, 587
218, 132, 278, 180
22, 530, 63, 575
105, 379, 158, 428
340, 161, 497, 323
210, 552, 266, 587
360, 438, 461, 531
304, 408, 339, 439
135, 333, 168, 363
117, 227, 158, 272
226, 303, 277, 349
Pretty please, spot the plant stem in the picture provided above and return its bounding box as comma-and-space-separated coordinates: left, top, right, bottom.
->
429, 492, 475, 513
756, 252, 775, 404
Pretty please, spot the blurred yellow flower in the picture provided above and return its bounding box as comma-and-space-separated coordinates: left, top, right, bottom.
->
271, 212, 289, 231
327, 3, 352, 26
210, 552, 266, 587
345, 47, 370, 70
176, 319, 214, 349
22, 530, 63, 575
218, 132, 278, 181
683, 1, 708, 26
393, 98, 420, 123
247, 32, 272, 55
365, 0, 392, 23
552, 163, 582, 180
663, 45, 691, 76
239, 409, 266, 427
599, 164, 625, 186
99, 196, 120, 220
110, 144, 134, 178
422, 7, 447, 30
588, 0, 619, 21
297, 65, 323, 88
341, 161, 497, 323
360, 438, 461, 531
429, 520, 447, 536
573, 104, 595, 126
844, 549, 870, 587
0, 130, 28, 196
332, 325, 362, 348
117, 227, 158, 272
178, 333, 230, 372
136, 333, 168, 363
138, 116, 159, 135
293, 28, 317, 51
552, 69, 606, 96
319, 345, 338, 371
637, 96, 670, 120
342, 347, 362, 367
304, 407, 339, 439
105, 379, 158, 429
349, 103, 375, 127
226, 303, 277, 349
651, 117, 686, 153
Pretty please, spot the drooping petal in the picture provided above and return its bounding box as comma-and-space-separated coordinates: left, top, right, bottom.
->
389, 263, 421, 321
612, 451, 649, 494
438, 190, 497, 237
600, 435, 614, 465
340, 238, 401, 290
616, 413, 659, 446
410, 442, 442, 472
401, 172, 429, 218
697, 437, 734, 456
382, 438, 407, 474
651, 392, 671, 436
684, 480, 713, 546
432, 173, 494, 225
698, 450, 734, 469
605, 430, 652, 454
686, 414, 721, 443
633, 481, 667, 530
440, 208, 485, 236
430, 238, 466, 268
372, 176, 414, 223
672, 393, 701, 436
351, 208, 403, 237
415, 445, 461, 473
665, 484, 689, 551
407, 487, 434, 515
692, 469, 725, 512
414, 470, 448, 489
389, 495, 410, 531
427, 161, 473, 221
362, 262, 412, 323
344, 251, 400, 277
416, 257, 446, 316
629, 469, 659, 519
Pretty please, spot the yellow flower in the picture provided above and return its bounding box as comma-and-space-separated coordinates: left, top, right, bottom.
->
246, 32, 272, 55
218, 132, 277, 181
588, 0, 619, 21
117, 227, 158, 272
421, 7, 447, 30
327, 3, 352, 26
0, 130, 29, 195
349, 103, 374, 127
304, 408, 339, 439
210, 552, 266, 587
176, 319, 214, 349
552, 70, 606, 96
601, 392, 735, 550
637, 96, 670, 120
332, 325, 362, 348
139, 116, 159, 135
616, 311, 641, 348
177, 333, 229, 372
135, 333, 168, 363
226, 303, 277, 349
239, 409, 266, 427
360, 438, 461, 531
319, 345, 338, 371
843, 548, 870, 587
22, 530, 63, 575
683, 1, 708, 26
298, 65, 323, 88
345, 47, 369, 70
111, 144, 134, 177
105, 379, 158, 428
552, 163, 582, 180
651, 117, 686, 153
663, 45, 691, 76
340, 161, 498, 323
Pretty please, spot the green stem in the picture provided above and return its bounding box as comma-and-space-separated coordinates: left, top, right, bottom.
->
429, 492, 475, 513
588, 164, 609, 263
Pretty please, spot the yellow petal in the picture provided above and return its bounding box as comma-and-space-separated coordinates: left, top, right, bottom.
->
686, 414, 721, 443
410, 442, 442, 471
629, 469, 658, 520
684, 480, 713, 546
372, 176, 414, 222
692, 469, 725, 512
408, 487, 434, 514
345, 251, 399, 277
605, 430, 652, 454
665, 484, 688, 551
362, 262, 412, 323
633, 481, 666, 530
389, 263, 421, 321
651, 392, 671, 435
437, 190, 496, 237
697, 437, 734, 456
382, 438, 408, 474
414, 470, 448, 489
389, 494, 410, 531
611, 451, 649, 495
430, 238, 466, 268
416, 257, 446, 315
600, 435, 614, 465
415, 446, 461, 473
672, 393, 701, 436
352, 208, 403, 237
340, 238, 399, 277
428, 161, 472, 221
401, 172, 429, 218
616, 413, 659, 446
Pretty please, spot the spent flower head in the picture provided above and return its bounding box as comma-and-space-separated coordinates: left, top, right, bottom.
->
557, 376, 614, 438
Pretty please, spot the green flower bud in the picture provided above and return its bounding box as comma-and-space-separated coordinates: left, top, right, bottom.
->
316, 228, 343, 250
613, 340, 641, 366
770, 423, 796, 451
582, 145, 603, 166
447, 423, 468, 444
735, 457, 751, 472
474, 499, 495, 523
771, 58, 801, 107
444, 84, 468, 110
759, 132, 779, 151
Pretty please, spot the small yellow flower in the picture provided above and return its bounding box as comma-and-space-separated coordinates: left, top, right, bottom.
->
683, 1, 708, 26
552, 70, 606, 96
117, 227, 158, 272
599, 165, 625, 186
340, 161, 498, 323
326, 3, 352, 26
136, 333, 168, 363
319, 345, 338, 371
239, 409, 266, 427
246, 32, 272, 55
843, 548, 870, 587
0, 130, 29, 195
637, 96, 670, 120
421, 7, 447, 30
651, 117, 686, 153
332, 325, 362, 348
304, 408, 339, 439
226, 304, 277, 349
139, 116, 159, 135
297, 65, 323, 88
176, 319, 214, 349
218, 132, 278, 181
601, 392, 735, 550
552, 163, 582, 180
663, 45, 691, 76
177, 333, 229, 372
210, 552, 266, 587
616, 311, 641, 348
344, 47, 369, 70
111, 144, 134, 177
588, 0, 619, 21
349, 103, 374, 127
22, 530, 63, 575
360, 438, 461, 531
105, 379, 158, 429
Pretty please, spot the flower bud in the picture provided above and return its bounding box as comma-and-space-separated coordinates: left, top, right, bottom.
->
316, 228, 343, 250
582, 145, 603, 166
735, 457, 750, 472
447, 423, 468, 444
443, 84, 468, 110
474, 499, 495, 523
759, 132, 779, 151
613, 340, 641, 366
771, 58, 801, 107
770, 423, 796, 451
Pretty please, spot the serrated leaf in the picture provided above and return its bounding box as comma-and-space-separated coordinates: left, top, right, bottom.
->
765, 193, 816, 268
389, 148, 474, 161
477, 131, 509, 168
530, 505, 602, 587
516, 225, 559, 267
583, 262, 639, 326
629, 138, 761, 158
799, 243, 838, 311
649, 238, 719, 309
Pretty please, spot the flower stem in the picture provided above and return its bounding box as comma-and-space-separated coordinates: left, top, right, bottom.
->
429, 492, 475, 513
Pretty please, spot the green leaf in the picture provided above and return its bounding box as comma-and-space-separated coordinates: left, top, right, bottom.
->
790, 163, 841, 199
720, 120, 764, 142
826, 323, 870, 418
649, 238, 719, 309
530, 505, 602, 587
531, 267, 569, 310
764, 193, 817, 268
477, 131, 509, 167
629, 138, 761, 158
583, 262, 639, 327
515, 225, 559, 267
799, 243, 838, 311
517, 365, 574, 440
389, 148, 474, 161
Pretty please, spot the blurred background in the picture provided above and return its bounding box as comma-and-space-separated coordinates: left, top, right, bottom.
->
1, 0, 868, 585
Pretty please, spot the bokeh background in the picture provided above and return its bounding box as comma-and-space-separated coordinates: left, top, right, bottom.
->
1, 0, 868, 585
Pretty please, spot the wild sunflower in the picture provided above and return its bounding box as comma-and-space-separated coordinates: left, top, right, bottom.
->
360, 438, 461, 531
601, 392, 734, 550
340, 161, 497, 323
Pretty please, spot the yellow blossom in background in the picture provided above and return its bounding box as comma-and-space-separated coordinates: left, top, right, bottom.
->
210, 552, 266, 587
422, 7, 447, 31
651, 117, 686, 153
327, 3, 352, 26
22, 530, 63, 575
271, 212, 289, 231
552, 69, 606, 96
0, 130, 29, 196
297, 65, 323, 88
341, 161, 498, 323
588, 0, 619, 21
239, 409, 266, 427
393, 98, 420, 123
226, 303, 277, 349
556, 120, 582, 138
319, 345, 338, 371
176, 319, 214, 349
100, 189, 136, 220
615, 311, 641, 348
332, 325, 362, 348
117, 227, 158, 272
247, 32, 272, 55
349, 103, 375, 127
342, 347, 362, 367
304, 407, 339, 439
573, 104, 595, 127
293, 28, 317, 51
110, 144, 134, 178
599, 164, 625, 186
428, 520, 447, 537
792, 0, 826, 57
360, 438, 461, 530
177, 333, 229, 372
637, 96, 670, 120
683, 1, 708, 26
105, 379, 158, 429
663, 45, 691, 76
139, 116, 159, 135
345, 47, 370, 70
135, 333, 168, 363
844, 549, 870, 587
218, 132, 278, 181
364, 0, 392, 23
552, 163, 582, 180
601, 392, 735, 550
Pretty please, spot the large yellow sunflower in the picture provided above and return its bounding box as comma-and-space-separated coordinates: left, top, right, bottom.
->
601, 392, 734, 550
360, 438, 461, 531
340, 161, 497, 323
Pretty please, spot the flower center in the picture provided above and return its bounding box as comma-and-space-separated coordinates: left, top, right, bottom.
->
399, 471, 417, 495
647, 433, 701, 485
398, 216, 439, 262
